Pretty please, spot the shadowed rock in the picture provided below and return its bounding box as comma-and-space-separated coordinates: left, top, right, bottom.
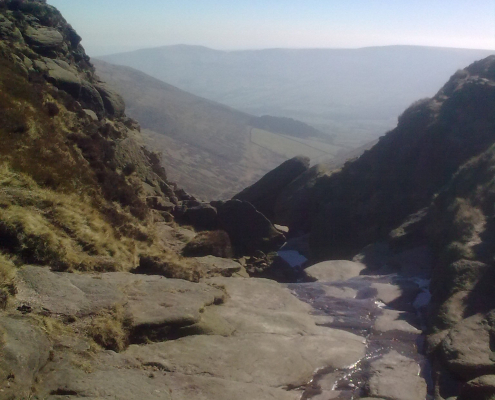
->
233, 156, 309, 220
217, 200, 285, 254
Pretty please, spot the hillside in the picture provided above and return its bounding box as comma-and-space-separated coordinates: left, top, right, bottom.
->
99, 44, 494, 148
93, 60, 342, 200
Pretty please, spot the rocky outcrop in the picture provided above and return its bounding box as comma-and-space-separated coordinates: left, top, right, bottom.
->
0, 0, 200, 275
306, 56, 495, 261
217, 200, 286, 254
233, 155, 310, 220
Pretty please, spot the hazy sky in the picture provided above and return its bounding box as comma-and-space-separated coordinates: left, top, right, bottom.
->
47, 0, 495, 56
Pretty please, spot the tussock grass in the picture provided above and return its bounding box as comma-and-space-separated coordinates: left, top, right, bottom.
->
0, 164, 138, 271
182, 230, 233, 258
0, 38, 194, 282
135, 250, 202, 282
86, 305, 130, 352
0, 252, 16, 307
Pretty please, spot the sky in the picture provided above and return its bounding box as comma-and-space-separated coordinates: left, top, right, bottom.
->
47, 0, 495, 57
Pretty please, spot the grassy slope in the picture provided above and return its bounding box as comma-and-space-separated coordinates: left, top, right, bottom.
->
0, 4, 198, 302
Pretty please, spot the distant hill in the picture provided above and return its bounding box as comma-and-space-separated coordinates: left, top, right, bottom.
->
98, 45, 494, 148
249, 115, 333, 141
93, 60, 343, 200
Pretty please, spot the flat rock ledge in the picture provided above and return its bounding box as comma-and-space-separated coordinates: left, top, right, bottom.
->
5, 267, 366, 399
304, 260, 366, 282
15, 266, 225, 341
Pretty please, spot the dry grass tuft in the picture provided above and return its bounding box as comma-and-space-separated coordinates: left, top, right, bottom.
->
182, 230, 233, 258
86, 305, 130, 352
0, 164, 138, 271
135, 251, 203, 282
0, 252, 16, 308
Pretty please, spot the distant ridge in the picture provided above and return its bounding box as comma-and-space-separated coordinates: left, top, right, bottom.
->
99, 45, 494, 147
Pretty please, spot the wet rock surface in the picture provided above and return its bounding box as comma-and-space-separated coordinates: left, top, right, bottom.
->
289, 272, 432, 399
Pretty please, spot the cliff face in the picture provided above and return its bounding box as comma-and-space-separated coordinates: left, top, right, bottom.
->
307, 56, 495, 261
0, 0, 187, 276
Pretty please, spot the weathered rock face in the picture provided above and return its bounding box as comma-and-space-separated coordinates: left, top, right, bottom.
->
233, 155, 310, 220
94, 81, 126, 117
14, 267, 226, 343
0, 1, 123, 117
217, 200, 286, 254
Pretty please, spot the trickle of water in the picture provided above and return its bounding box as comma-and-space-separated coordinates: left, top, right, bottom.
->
288, 274, 433, 399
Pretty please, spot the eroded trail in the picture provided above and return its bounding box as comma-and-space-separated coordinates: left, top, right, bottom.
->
289, 274, 433, 400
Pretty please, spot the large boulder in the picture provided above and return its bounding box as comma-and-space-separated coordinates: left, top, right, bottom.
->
182, 231, 233, 258
23, 26, 64, 51
366, 350, 427, 400
95, 81, 126, 116
217, 200, 285, 254
233, 156, 309, 220
459, 375, 495, 400
182, 203, 218, 231
439, 313, 495, 380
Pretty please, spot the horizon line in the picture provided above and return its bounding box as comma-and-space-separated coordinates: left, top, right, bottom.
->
97, 43, 495, 58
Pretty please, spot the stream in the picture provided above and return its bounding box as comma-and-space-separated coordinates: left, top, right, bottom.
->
288, 273, 433, 399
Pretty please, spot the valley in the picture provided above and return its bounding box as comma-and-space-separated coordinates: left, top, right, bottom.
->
94, 59, 342, 199
1, 1, 495, 400
99, 44, 494, 148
